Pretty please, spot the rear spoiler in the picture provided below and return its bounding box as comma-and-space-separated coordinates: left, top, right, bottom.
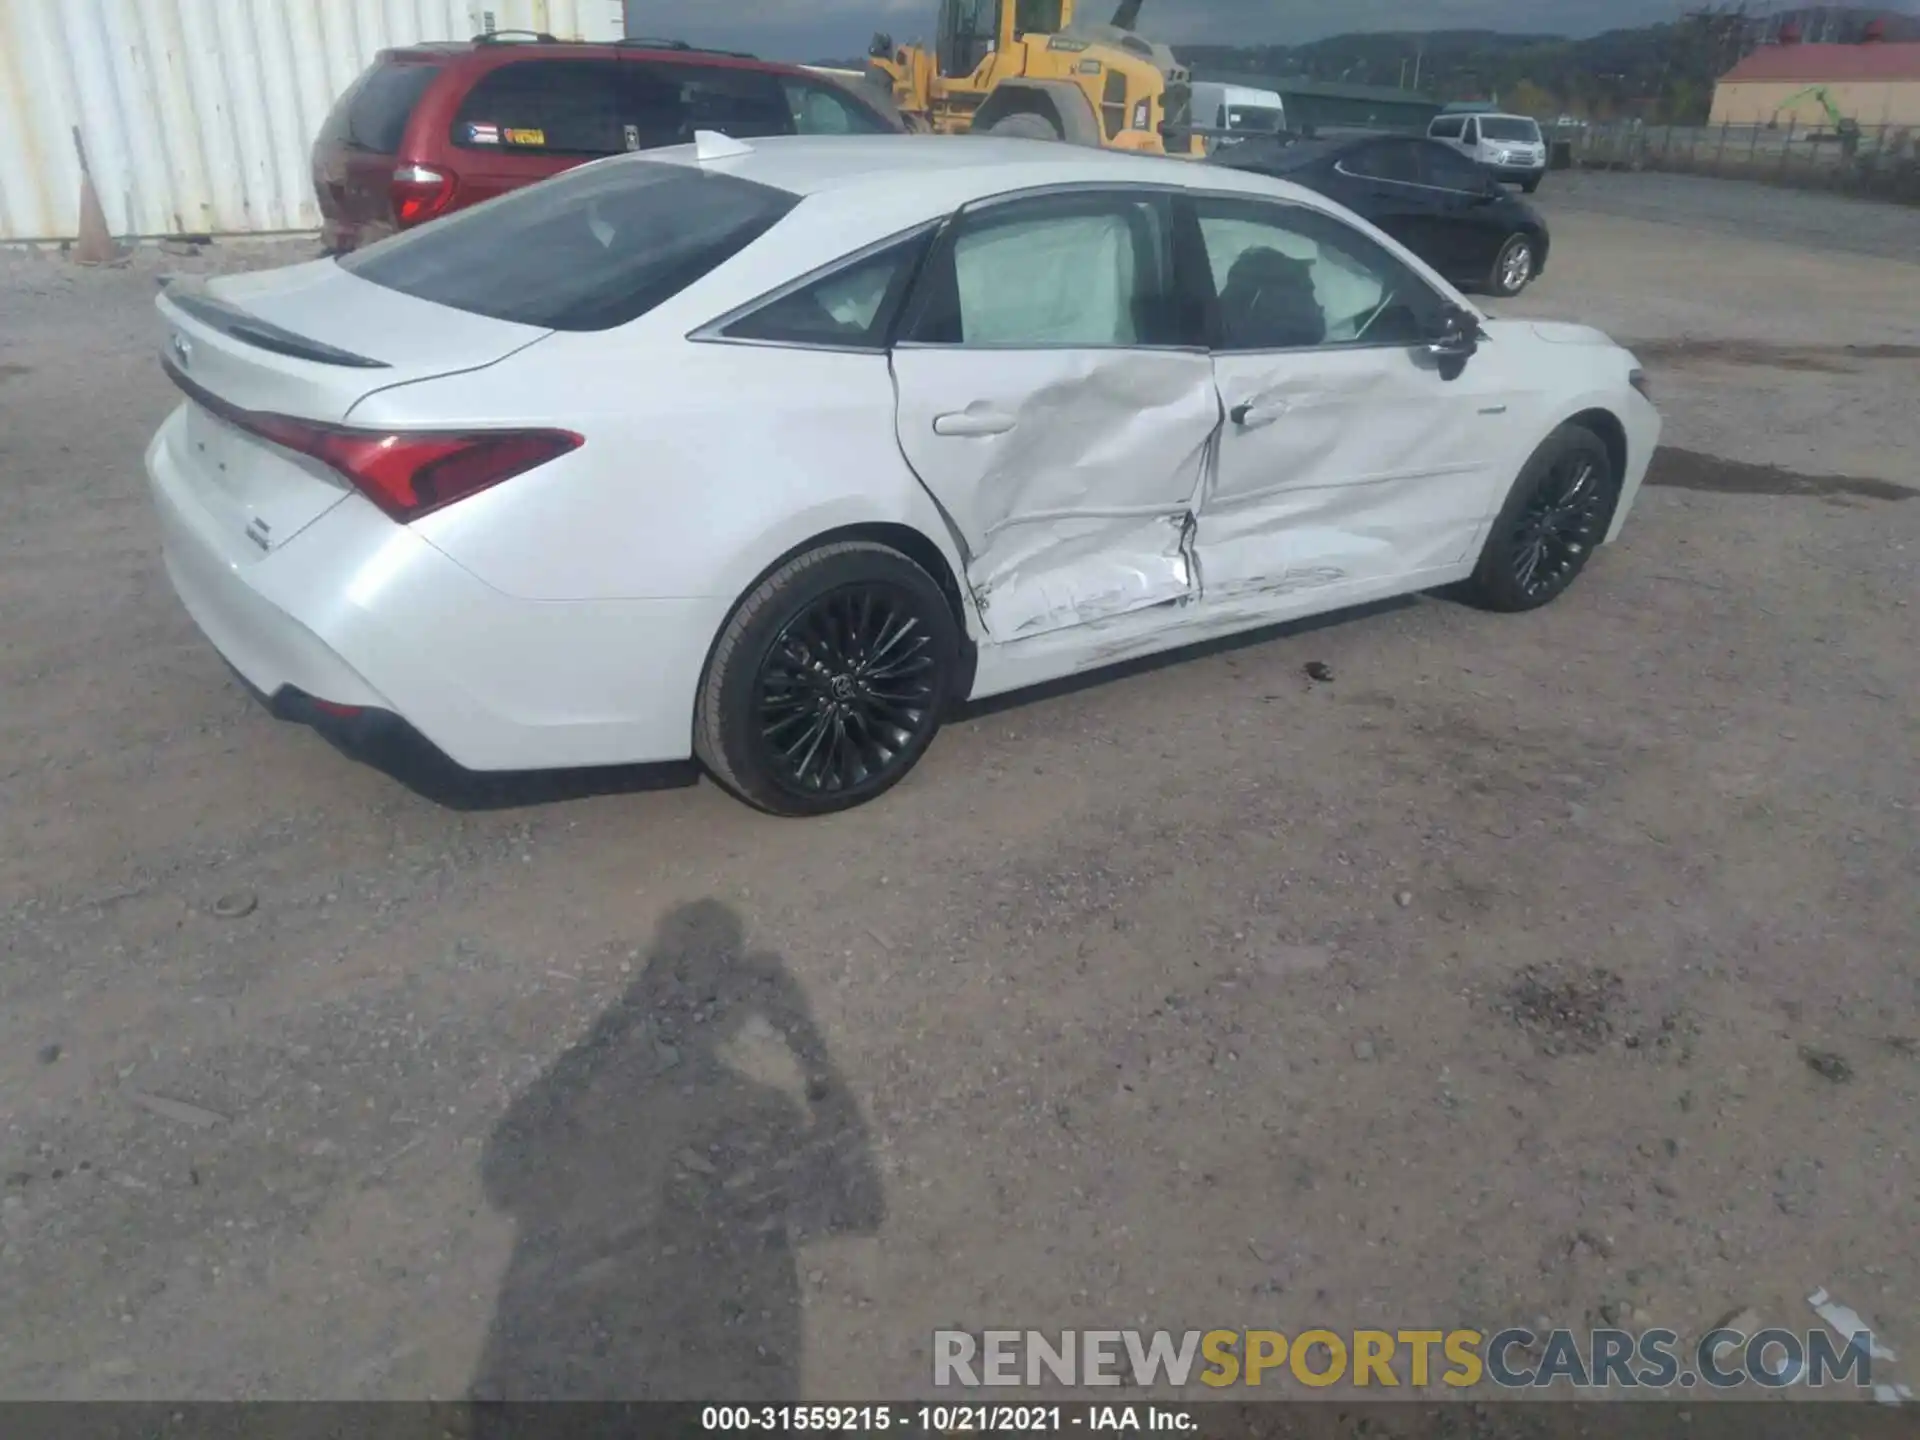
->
159, 275, 390, 370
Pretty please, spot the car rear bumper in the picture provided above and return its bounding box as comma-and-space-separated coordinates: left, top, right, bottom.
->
147, 408, 725, 773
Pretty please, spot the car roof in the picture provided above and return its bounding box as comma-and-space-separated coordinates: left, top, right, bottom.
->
381, 38, 792, 73
633, 134, 1325, 211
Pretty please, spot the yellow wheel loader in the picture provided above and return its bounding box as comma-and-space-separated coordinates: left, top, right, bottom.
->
864, 0, 1203, 157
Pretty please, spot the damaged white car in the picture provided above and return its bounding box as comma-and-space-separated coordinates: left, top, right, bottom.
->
147, 133, 1659, 816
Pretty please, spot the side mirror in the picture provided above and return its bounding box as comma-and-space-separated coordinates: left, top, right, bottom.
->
1425, 306, 1480, 381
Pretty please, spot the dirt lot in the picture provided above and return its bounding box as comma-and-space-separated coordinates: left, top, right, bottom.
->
0, 173, 1916, 1404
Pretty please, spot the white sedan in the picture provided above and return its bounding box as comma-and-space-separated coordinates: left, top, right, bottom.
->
147, 133, 1659, 816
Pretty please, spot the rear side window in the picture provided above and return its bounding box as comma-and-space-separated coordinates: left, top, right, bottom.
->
625, 62, 795, 147
452, 59, 627, 155
320, 61, 440, 154
719, 233, 931, 348
339, 162, 798, 331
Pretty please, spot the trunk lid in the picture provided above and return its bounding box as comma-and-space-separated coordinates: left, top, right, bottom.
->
156, 264, 549, 553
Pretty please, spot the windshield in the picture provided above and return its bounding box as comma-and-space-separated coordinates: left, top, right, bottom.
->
1480, 117, 1541, 142
1226, 105, 1285, 134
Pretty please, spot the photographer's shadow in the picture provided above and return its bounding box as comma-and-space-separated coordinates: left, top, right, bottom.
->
471, 900, 883, 1402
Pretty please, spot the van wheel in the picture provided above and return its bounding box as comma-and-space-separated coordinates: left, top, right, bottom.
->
695, 541, 960, 816
1521, 175, 1541, 193
986, 112, 1062, 141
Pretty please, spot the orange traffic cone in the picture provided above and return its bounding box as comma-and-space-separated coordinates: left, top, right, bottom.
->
71, 126, 121, 265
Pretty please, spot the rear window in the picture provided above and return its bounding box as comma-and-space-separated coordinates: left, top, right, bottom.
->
1480, 117, 1541, 141
338, 161, 798, 331
1226, 105, 1284, 134
320, 61, 440, 154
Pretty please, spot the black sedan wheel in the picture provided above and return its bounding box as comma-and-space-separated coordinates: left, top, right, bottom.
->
696, 541, 960, 816
1461, 426, 1617, 613
1488, 233, 1538, 297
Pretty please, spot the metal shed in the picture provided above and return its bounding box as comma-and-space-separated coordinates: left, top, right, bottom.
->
0, 0, 623, 243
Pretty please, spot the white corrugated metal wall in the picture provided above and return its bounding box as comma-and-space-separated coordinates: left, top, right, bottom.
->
0, 0, 623, 241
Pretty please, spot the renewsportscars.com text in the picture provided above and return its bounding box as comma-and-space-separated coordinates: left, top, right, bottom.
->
932, 1326, 1880, 1391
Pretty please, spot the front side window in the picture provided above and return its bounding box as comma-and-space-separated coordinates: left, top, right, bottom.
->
1102, 71, 1128, 140
719, 234, 930, 348
1428, 116, 1464, 139
1014, 0, 1066, 36
340, 162, 797, 331
451, 60, 626, 155
781, 77, 893, 135
1463, 119, 1481, 145
1192, 197, 1440, 352
907, 193, 1178, 348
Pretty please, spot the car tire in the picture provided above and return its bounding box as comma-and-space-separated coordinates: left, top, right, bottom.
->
1521, 176, 1541, 193
1488, 233, 1538, 297
694, 540, 961, 817
986, 111, 1062, 141
1460, 425, 1617, 614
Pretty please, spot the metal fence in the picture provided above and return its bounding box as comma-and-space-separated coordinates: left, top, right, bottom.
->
1554, 119, 1920, 205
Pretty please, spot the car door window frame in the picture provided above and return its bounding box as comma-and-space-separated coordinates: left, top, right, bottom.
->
1173, 190, 1451, 356
895, 184, 1203, 352
688, 222, 942, 353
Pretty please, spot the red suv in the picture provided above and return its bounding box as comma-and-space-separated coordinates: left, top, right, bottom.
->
313, 34, 905, 254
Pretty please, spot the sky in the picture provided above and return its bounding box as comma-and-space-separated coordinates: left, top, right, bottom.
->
622, 0, 1703, 61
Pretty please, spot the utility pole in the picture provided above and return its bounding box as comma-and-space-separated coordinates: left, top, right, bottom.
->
1412, 44, 1424, 91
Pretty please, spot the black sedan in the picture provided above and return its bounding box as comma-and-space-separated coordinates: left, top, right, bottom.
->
1211, 133, 1551, 298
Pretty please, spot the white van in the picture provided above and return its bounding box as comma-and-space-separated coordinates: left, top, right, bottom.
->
1427, 111, 1547, 192
1192, 82, 1288, 151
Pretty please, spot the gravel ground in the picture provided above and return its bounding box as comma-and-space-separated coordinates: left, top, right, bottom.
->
0, 175, 1916, 1404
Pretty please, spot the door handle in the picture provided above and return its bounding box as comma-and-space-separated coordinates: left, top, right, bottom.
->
1229, 401, 1286, 429
932, 410, 1017, 437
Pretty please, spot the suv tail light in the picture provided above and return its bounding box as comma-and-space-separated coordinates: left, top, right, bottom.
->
164, 356, 580, 521
390, 164, 455, 226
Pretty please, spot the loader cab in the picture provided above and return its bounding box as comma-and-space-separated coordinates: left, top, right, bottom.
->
936, 0, 1071, 77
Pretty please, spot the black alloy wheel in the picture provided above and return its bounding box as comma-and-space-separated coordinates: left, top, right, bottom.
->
756, 583, 939, 796
1462, 425, 1617, 613
1510, 448, 1609, 600
695, 540, 960, 815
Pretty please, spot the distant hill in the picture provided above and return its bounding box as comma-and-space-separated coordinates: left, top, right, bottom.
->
1184, 7, 1920, 123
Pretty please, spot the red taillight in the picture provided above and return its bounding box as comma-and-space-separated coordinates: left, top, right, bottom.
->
163, 356, 580, 521
390, 164, 455, 226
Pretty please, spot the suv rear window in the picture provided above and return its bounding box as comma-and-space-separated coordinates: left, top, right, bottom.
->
338, 160, 798, 331
319, 61, 440, 155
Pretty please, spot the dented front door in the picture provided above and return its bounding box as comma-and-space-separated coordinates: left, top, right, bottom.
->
1186, 194, 1503, 600
890, 189, 1220, 643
